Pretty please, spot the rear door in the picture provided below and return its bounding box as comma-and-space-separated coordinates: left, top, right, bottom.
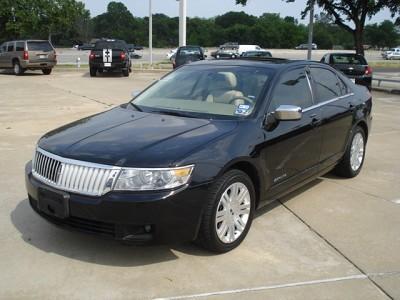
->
5, 42, 15, 67
263, 66, 323, 197
309, 66, 354, 168
27, 41, 56, 63
0, 43, 7, 67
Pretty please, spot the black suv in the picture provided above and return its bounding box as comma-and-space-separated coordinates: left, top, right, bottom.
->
320, 53, 372, 90
25, 59, 372, 252
89, 39, 131, 77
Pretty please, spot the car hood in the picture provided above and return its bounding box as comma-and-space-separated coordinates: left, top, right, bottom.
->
38, 105, 237, 167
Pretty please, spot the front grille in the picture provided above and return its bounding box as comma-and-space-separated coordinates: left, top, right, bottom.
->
32, 148, 121, 196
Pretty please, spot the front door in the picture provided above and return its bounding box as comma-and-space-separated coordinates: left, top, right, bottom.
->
262, 67, 323, 198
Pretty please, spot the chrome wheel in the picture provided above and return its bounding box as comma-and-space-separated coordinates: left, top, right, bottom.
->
350, 132, 364, 171
215, 182, 251, 244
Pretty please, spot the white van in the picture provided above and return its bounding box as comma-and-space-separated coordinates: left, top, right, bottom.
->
238, 45, 262, 55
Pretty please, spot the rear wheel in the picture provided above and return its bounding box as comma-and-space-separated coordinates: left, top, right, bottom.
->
89, 67, 97, 77
122, 68, 129, 77
13, 61, 24, 75
334, 126, 366, 178
196, 170, 255, 253
42, 68, 52, 75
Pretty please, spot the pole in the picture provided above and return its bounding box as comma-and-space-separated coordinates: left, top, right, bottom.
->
149, 0, 153, 65
307, 0, 315, 60
179, 0, 187, 46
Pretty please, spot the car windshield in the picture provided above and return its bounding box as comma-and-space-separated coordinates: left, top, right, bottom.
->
27, 41, 53, 52
331, 54, 367, 65
132, 65, 272, 119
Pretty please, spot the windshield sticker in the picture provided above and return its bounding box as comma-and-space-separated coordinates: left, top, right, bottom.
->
235, 104, 251, 115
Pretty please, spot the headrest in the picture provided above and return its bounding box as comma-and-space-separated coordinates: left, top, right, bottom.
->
210, 72, 238, 90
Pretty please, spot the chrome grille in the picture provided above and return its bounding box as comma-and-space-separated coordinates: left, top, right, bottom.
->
32, 148, 121, 196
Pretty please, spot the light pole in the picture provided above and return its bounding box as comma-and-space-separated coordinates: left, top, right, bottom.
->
179, 0, 187, 46
307, 0, 315, 60
149, 0, 153, 65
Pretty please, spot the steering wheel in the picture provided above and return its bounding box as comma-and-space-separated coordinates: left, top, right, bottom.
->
229, 96, 254, 106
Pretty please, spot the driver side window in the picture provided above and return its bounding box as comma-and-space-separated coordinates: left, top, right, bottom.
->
269, 68, 313, 112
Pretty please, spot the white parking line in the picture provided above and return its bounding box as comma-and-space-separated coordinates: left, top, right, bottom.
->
154, 274, 368, 300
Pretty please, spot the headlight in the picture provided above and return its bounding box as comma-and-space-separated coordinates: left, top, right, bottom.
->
113, 165, 194, 191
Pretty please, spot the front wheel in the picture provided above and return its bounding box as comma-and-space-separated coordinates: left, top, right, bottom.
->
196, 170, 255, 253
334, 126, 366, 178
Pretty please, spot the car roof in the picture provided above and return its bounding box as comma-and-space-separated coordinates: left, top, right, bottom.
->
189, 58, 320, 70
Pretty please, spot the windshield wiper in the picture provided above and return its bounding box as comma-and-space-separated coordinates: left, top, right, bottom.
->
128, 102, 142, 112
150, 110, 197, 118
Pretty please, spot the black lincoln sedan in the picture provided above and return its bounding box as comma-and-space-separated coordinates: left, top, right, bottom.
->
25, 59, 372, 252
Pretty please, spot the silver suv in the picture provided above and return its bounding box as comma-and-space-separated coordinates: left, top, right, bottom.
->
0, 40, 57, 75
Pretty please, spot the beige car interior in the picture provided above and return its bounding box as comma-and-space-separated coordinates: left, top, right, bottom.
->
206, 72, 245, 106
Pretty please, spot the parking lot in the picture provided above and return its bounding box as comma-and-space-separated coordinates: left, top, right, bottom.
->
0, 70, 400, 299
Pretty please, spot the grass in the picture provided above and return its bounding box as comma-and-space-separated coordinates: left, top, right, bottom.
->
369, 60, 400, 69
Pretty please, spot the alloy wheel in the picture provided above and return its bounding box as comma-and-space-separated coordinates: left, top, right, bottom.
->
350, 132, 364, 171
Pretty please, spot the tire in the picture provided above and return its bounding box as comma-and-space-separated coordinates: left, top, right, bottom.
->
42, 68, 52, 75
89, 67, 97, 77
122, 68, 129, 77
334, 126, 366, 178
196, 169, 255, 253
13, 61, 24, 76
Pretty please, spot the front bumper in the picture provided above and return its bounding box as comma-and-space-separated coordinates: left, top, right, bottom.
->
25, 161, 208, 244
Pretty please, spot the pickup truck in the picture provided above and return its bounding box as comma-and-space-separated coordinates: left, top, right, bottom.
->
89, 39, 131, 77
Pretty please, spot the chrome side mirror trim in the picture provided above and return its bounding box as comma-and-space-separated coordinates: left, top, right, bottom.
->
275, 105, 302, 121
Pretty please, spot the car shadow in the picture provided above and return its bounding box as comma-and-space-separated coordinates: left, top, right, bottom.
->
0, 70, 43, 76
81, 71, 126, 78
11, 199, 181, 266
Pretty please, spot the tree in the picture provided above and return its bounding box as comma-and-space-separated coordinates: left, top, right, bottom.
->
235, 0, 400, 55
365, 20, 400, 48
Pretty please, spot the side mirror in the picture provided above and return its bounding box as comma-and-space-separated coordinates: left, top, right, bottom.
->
131, 90, 141, 98
275, 105, 302, 121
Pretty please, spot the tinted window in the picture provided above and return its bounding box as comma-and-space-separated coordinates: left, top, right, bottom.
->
330, 54, 367, 65
178, 47, 202, 56
7, 43, 14, 52
0, 43, 6, 52
27, 41, 53, 52
269, 68, 313, 111
94, 40, 127, 50
310, 68, 342, 102
243, 51, 272, 58
16, 42, 25, 51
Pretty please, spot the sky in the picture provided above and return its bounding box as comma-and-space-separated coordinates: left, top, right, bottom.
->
80, 0, 394, 25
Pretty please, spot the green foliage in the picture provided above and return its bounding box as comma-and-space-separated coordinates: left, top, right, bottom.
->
365, 20, 400, 48
0, 0, 89, 44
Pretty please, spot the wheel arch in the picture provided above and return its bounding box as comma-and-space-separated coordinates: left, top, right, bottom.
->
222, 160, 262, 209
355, 120, 369, 141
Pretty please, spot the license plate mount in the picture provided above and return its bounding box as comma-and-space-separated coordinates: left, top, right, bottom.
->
104, 62, 111, 67
38, 188, 70, 219
39, 55, 46, 59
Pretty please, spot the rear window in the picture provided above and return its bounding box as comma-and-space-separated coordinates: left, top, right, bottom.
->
94, 40, 128, 50
7, 43, 14, 52
27, 41, 53, 52
179, 47, 202, 56
331, 54, 367, 65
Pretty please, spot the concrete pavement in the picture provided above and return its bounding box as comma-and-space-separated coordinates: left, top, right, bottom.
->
0, 71, 399, 299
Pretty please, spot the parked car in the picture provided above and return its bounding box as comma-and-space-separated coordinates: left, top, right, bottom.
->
0, 40, 57, 75
238, 45, 262, 55
241, 50, 272, 58
173, 45, 206, 69
320, 53, 372, 90
89, 39, 131, 77
25, 58, 372, 252
211, 46, 239, 59
295, 43, 317, 50
78, 43, 94, 51
382, 48, 400, 60
166, 48, 178, 60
